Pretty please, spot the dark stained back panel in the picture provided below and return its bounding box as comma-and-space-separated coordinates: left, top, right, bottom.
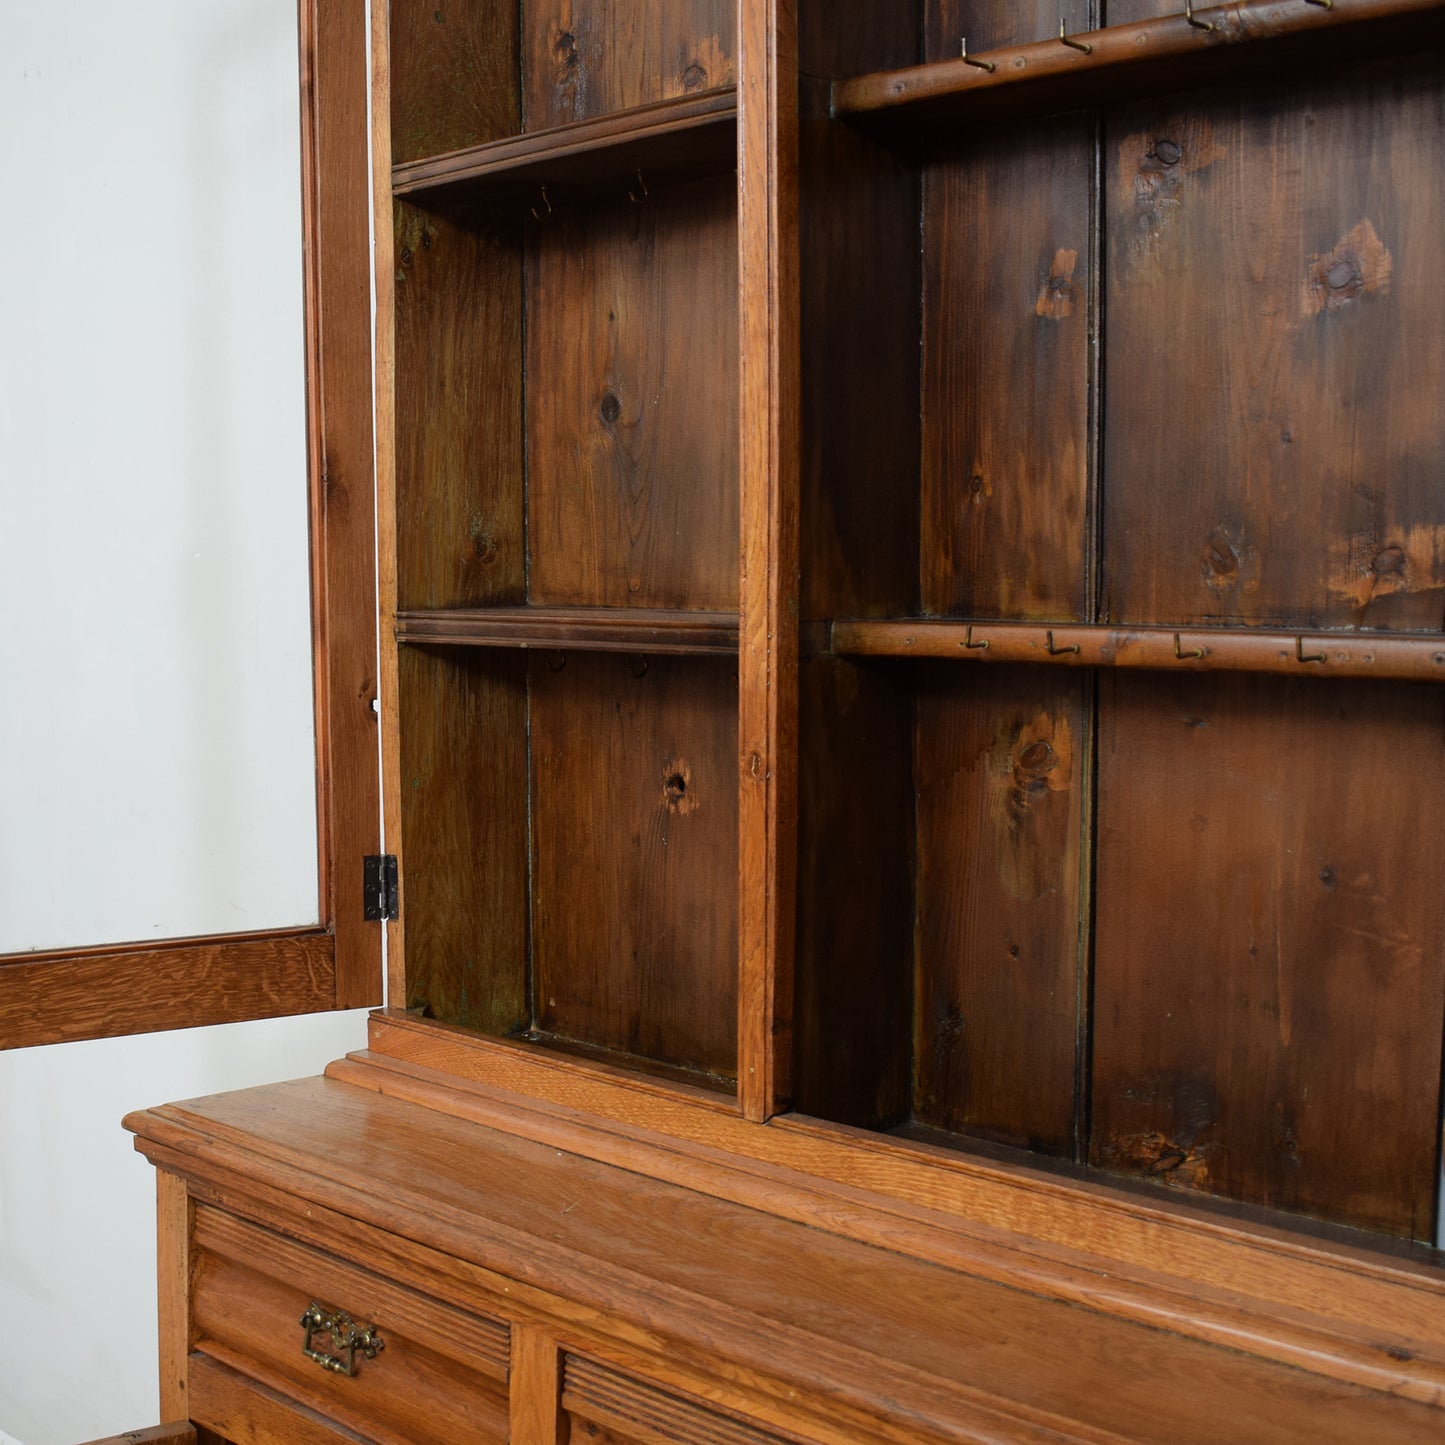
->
526, 177, 739, 611
530, 654, 740, 1079
522, 0, 736, 129
1092, 672, 1445, 1239
914, 667, 1090, 1156
1103, 61, 1445, 631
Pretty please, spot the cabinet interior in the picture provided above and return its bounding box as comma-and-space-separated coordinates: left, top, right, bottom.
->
797, 3, 1445, 1246
388, 0, 741, 1088
382, 0, 1445, 1247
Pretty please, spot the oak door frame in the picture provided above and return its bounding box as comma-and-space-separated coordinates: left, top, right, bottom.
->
0, 0, 381, 1050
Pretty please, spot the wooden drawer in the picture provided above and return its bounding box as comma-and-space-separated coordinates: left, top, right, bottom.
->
561, 1355, 807, 1445
189, 1206, 509, 1444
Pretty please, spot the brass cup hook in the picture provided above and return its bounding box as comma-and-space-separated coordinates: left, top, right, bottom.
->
1296, 636, 1326, 664
960, 625, 990, 651
531, 185, 553, 221
1184, 0, 1215, 31
1173, 633, 1205, 661
1045, 631, 1081, 657
1059, 19, 1093, 54
628, 168, 650, 204
1304, 0, 1332, 8
960, 37, 996, 72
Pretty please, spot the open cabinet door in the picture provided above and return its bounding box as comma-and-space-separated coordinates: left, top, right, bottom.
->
0, 0, 380, 1049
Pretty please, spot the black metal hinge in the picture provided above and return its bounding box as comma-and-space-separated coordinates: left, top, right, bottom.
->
363, 855, 399, 922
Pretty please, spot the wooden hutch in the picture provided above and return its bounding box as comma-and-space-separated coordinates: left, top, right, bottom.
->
125, 1, 1445, 1441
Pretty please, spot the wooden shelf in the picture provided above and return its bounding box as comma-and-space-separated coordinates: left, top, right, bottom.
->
397, 607, 740, 656
831, 618, 1445, 683
392, 89, 737, 209
832, 0, 1445, 130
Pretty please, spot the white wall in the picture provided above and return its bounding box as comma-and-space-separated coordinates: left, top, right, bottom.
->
0, 1013, 370, 1444
0, 0, 319, 954
0, 5, 375, 1441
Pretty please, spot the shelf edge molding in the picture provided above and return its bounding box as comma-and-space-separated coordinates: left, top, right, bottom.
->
831, 618, 1445, 683
392, 88, 738, 207
832, 0, 1445, 125
397, 607, 741, 656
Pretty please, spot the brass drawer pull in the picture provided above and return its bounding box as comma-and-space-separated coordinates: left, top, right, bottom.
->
300, 1301, 385, 1377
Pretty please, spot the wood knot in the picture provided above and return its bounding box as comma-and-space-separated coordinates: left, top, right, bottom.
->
663, 762, 695, 814
1204, 533, 1240, 589
1153, 138, 1182, 166
1372, 545, 1406, 578
681, 63, 708, 90
1305, 219, 1392, 315
599, 391, 623, 425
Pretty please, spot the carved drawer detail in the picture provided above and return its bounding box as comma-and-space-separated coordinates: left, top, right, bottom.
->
189, 1206, 509, 1444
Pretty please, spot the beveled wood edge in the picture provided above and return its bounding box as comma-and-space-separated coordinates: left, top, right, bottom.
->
127, 1120, 1070, 1445
397, 606, 742, 655
193, 1203, 512, 1381
0, 929, 337, 1050
356, 1014, 1445, 1389
332, 1041, 1445, 1405
831, 0, 1445, 121
371, 0, 406, 1009
831, 618, 1445, 682
736, 0, 801, 1123
392, 87, 738, 195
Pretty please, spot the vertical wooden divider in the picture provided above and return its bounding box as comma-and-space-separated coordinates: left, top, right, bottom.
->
510, 1325, 562, 1445
303, 0, 383, 1008
371, 0, 405, 1006
156, 1170, 192, 1423
737, 0, 801, 1121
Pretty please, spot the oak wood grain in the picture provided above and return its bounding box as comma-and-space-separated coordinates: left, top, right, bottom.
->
510, 1325, 563, 1445
129, 1077, 1445, 1443
157, 1170, 192, 1424
193, 1245, 509, 1443
189, 1354, 374, 1445
353, 1015, 1445, 1395
0, 930, 336, 1050
563, 1354, 802, 1444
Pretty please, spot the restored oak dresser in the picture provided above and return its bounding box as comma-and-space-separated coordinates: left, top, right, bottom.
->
127, 0, 1445, 1440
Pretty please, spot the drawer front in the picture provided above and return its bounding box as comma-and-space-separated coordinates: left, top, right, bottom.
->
191, 1206, 509, 1445
562, 1355, 806, 1445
